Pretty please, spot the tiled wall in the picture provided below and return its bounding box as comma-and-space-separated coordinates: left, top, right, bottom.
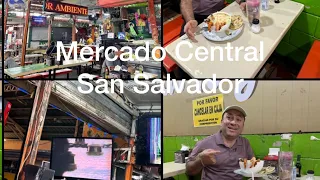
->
164, 133, 320, 180
226, 0, 320, 65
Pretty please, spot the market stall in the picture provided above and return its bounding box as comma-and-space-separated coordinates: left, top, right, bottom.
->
4, 0, 161, 79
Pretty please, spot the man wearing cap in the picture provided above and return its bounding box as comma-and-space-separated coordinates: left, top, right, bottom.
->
186, 105, 254, 180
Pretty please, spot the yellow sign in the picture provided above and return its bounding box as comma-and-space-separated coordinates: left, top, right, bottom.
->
192, 94, 224, 127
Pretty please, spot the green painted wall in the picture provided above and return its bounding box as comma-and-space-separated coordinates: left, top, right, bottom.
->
226, 0, 320, 65
164, 133, 320, 180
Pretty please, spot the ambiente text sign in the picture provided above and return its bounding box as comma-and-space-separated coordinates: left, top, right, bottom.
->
45, 1, 88, 16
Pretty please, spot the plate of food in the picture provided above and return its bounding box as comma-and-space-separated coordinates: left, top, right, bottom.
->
202, 12, 244, 41
234, 157, 275, 178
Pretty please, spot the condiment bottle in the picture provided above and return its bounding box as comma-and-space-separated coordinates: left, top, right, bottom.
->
306, 170, 315, 180
251, 19, 260, 33
296, 155, 302, 177
246, 0, 261, 25
275, 0, 280, 3
292, 161, 297, 180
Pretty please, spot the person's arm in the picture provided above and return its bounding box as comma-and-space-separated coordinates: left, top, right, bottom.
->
186, 154, 205, 176
186, 141, 204, 176
180, 0, 195, 23
235, 0, 246, 11
180, 0, 198, 41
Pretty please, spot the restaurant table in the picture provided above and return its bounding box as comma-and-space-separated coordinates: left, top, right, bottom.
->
54, 59, 94, 78
25, 54, 44, 63
163, 162, 320, 180
4, 49, 15, 52
163, 162, 186, 178
25, 54, 43, 58
165, 0, 304, 78
17, 61, 33, 65
4, 63, 57, 78
132, 71, 158, 79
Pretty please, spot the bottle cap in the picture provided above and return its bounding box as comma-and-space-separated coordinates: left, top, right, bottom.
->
252, 19, 259, 25
307, 170, 314, 174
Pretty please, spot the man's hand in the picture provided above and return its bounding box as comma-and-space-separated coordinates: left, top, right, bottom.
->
184, 20, 198, 41
198, 149, 221, 166
240, 2, 246, 11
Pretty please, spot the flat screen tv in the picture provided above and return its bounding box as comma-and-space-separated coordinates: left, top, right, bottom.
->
31, 16, 47, 26
135, 115, 161, 165
50, 138, 113, 180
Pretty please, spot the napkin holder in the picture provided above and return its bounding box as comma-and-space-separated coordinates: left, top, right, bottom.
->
174, 151, 189, 163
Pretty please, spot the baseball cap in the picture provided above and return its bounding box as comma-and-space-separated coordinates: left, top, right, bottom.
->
222, 105, 247, 117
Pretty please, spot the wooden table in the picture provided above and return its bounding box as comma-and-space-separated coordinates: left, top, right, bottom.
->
25, 54, 43, 58
4, 63, 57, 78
163, 162, 186, 178
165, 0, 304, 78
17, 61, 33, 65
53, 59, 94, 78
58, 59, 93, 69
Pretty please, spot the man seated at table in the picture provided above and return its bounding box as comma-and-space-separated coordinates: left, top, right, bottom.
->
4, 51, 19, 69
186, 105, 254, 180
46, 42, 57, 56
181, 0, 246, 41
101, 45, 134, 77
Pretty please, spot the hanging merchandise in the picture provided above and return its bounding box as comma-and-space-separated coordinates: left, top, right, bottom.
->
139, 14, 147, 27
103, 18, 112, 33
129, 22, 137, 37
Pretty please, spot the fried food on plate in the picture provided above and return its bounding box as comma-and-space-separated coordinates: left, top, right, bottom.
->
230, 15, 243, 30
205, 12, 231, 32
240, 157, 261, 169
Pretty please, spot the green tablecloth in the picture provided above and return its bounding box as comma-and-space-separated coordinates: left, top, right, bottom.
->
4, 63, 57, 78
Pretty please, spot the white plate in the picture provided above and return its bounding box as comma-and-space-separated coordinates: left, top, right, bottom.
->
234, 169, 274, 178
202, 23, 244, 42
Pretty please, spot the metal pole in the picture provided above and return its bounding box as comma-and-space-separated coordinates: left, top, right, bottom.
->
125, 117, 137, 180
47, 16, 53, 47
4, 0, 9, 41
72, 15, 77, 42
18, 81, 53, 175
21, 0, 32, 66
148, 0, 159, 45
